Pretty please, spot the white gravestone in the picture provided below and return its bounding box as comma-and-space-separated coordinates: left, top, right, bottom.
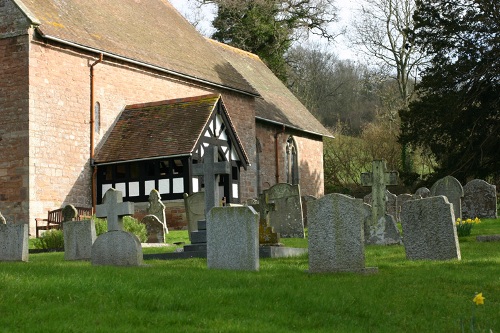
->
308, 193, 377, 274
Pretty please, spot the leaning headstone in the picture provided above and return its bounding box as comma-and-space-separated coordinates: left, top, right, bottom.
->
92, 188, 143, 266
147, 189, 168, 235
0, 221, 29, 262
62, 204, 78, 222
183, 192, 205, 236
266, 183, 305, 238
462, 179, 497, 219
430, 175, 464, 219
396, 194, 413, 221
64, 219, 96, 260
414, 187, 430, 199
400, 196, 461, 260
207, 206, 259, 271
141, 215, 164, 243
308, 193, 377, 274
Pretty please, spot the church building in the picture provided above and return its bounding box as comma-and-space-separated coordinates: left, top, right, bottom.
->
0, 0, 331, 234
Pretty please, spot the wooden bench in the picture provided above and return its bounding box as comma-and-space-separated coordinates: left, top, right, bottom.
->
35, 207, 93, 238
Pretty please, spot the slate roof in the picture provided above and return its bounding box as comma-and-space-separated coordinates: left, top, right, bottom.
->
94, 94, 249, 165
207, 39, 332, 138
15, 0, 257, 95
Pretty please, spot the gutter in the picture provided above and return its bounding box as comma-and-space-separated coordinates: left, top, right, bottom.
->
39, 33, 259, 98
255, 116, 334, 139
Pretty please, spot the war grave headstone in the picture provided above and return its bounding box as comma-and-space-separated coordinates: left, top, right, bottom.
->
266, 183, 305, 238
183, 192, 205, 237
400, 196, 461, 261
414, 187, 430, 199
207, 206, 259, 271
430, 175, 464, 219
147, 189, 168, 237
63, 204, 97, 261
0, 212, 29, 262
361, 160, 401, 245
144, 146, 229, 260
308, 193, 377, 274
91, 188, 143, 266
462, 179, 497, 219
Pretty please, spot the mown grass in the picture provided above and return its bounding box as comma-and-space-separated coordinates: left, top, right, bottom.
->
2, 219, 499, 332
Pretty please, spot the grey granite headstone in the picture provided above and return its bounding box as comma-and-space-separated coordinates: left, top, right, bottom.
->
414, 187, 430, 198
400, 196, 461, 260
308, 193, 377, 274
207, 206, 259, 271
430, 176, 464, 219
301, 195, 316, 228
462, 179, 497, 219
64, 219, 96, 260
396, 194, 414, 221
0, 223, 29, 262
183, 192, 205, 236
92, 188, 142, 266
141, 215, 164, 243
266, 183, 305, 238
147, 189, 168, 235
62, 204, 78, 222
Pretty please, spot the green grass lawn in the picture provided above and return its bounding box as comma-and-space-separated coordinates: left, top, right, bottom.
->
2, 219, 499, 332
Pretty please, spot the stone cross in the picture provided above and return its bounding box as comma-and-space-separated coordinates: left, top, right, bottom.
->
361, 160, 398, 226
257, 191, 280, 245
192, 146, 231, 215
96, 188, 135, 231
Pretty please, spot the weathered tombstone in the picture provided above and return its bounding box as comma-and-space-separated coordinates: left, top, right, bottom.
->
266, 183, 305, 238
462, 179, 497, 219
361, 161, 400, 245
430, 176, 464, 219
147, 189, 168, 235
192, 146, 231, 215
363, 190, 397, 218
256, 191, 280, 245
92, 188, 143, 266
141, 215, 164, 243
207, 206, 259, 271
301, 195, 316, 228
400, 196, 461, 260
62, 204, 78, 222
396, 194, 413, 221
64, 219, 96, 260
414, 187, 430, 199
308, 193, 377, 274
364, 213, 402, 246
0, 218, 29, 262
183, 192, 205, 236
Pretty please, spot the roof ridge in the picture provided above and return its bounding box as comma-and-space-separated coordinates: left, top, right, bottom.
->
125, 93, 220, 110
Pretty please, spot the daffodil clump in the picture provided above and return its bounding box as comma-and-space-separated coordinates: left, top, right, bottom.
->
456, 217, 481, 237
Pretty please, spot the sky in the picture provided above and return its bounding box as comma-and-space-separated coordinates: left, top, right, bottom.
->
169, 0, 360, 60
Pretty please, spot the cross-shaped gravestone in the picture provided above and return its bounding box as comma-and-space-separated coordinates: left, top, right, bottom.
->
257, 191, 280, 245
361, 160, 398, 226
192, 146, 231, 215
96, 188, 135, 231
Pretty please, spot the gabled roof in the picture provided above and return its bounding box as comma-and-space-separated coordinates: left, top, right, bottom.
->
14, 0, 257, 95
208, 39, 333, 138
94, 94, 249, 166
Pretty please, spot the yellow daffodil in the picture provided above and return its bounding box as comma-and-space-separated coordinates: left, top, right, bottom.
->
473, 293, 485, 305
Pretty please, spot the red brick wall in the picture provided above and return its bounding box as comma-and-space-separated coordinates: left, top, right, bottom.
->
255, 121, 324, 198
0, 0, 31, 224
26, 36, 257, 234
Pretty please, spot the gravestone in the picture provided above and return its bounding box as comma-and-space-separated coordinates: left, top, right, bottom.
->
430, 176, 464, 219
266, 183, 305, 238
192, 146, 231, 215
62, 204, 78, 222
64, 219, 96, 260
207, 206, 259, 271
363, 190, 397, 218
147, 189, 168, 235
0, 218, 29, 262
256, 191, 280, 245
92, 188, 143, 266
400, 196, 461, 260
141, 215, 164, 243
301, 195, 316, 228
0, 212, 6, 224
364, 213, 402, 246
308, 193, 377, 274
396, 194, 413, 221
183, 192, 205, 236
414, 187, 430, 199
462, 179, 497, 219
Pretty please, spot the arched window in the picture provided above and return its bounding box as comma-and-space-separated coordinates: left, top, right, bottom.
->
94, 102, 101, 133
286, 136, 299, 185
